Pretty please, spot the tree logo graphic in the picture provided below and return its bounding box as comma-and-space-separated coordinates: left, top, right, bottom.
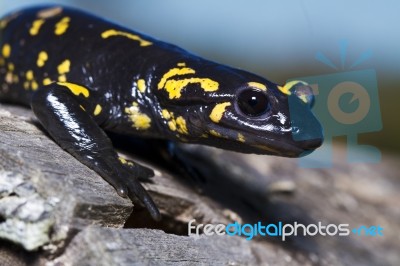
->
289, 40, 382, 168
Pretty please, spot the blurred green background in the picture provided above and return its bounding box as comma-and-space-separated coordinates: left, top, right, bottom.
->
1, 0, 399, 156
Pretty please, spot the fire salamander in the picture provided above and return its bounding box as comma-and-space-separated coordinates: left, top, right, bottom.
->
0, 6, 323, 220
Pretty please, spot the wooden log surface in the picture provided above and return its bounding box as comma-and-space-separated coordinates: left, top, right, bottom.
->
0, 103, 399, 265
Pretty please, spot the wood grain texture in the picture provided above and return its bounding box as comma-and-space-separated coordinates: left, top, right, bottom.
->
0, 103, 399, 265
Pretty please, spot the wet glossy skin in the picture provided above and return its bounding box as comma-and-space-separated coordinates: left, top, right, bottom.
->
0, 6, 323, 220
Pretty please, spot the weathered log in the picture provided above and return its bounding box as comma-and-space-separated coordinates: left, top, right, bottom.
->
0, 103, 399, 265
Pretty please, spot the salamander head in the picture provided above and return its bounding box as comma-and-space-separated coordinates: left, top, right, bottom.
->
156, 62, 323, 157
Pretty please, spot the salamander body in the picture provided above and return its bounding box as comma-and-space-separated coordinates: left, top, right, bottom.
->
0, 6, 323, 220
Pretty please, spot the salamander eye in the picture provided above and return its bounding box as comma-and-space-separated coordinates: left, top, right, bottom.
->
237, 89, 270, 117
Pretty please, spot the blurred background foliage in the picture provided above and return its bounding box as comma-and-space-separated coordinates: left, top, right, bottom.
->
1, 0, 399, 156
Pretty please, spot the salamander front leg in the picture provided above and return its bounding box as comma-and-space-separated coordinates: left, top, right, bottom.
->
31, 83, 161, 220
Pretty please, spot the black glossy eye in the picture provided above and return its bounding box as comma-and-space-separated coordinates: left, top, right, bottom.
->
237, 89, 270, 117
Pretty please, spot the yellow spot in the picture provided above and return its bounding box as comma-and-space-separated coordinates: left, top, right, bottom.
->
175, 116, 188, 134
12, 74, 19, 83
209, 102, 231, 123
0, 57, 5, 66
43, 78, 52, 85
31, 81, 39, 91
26, 70, 34, 81
38, 7, 63, 19
119, 157, 134, 166
158, 67, 196, 89
58, 82, 90, 97
58, 59, 70, 74
209, 130, 222, 137
93, 104, 102, 116
252, 144, 279, 154
237, 133, 245, 142
7, 63, 14, 71
2, 44, 11, 58
278, 80, 308, 95
177, 62, 186, 67
137, 79, 146, 93
168, 120, 177, 131
248, 82, 267, 91
124, 102, 151, 130
37, 51, 48, 67
29, 19, 45, 36
55, 17, 70, 35
5, 73, 12, 84
101, 29, 152, 46
0, 20, 7, 29
164, 78, 219, 99
298, 94, 308, 103
162, 109, 171, 120
58, 75, 67, 82
23, 81, 30, 89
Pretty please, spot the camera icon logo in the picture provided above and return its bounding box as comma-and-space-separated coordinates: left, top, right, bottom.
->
288, 41, 382, 168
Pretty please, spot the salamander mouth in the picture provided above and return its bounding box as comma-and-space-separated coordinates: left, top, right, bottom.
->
205, 124, 322, 157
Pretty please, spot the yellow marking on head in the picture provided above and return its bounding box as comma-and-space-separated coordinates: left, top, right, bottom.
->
58, 75, 67, 82
43, 78, 52, 85
29, 19, 45, 36
137, 79, 146, 93
101, 29, 152, 46
177, 62, 186, 67
160, 109, 188, 134
38, 7, 63, 19
124, 102, 151, 130
57, 82, 90, 98
93, 104, 102, 116
209, 102, 231, 123
55, 17, 70, 35
278, 80, 308, 96
237, 133, 245, 143
175, 116, 188, 134
26, 70, 34, 81
31, 81, 39, 91
2, 44, 11, 58
57, 59, 70, 74
248, 82, 267, 91
209, 129, 222, 137
164, 78, 219, 99
37, 51, 48, 67
168, 120, 177, 131
157, 67, 196, 89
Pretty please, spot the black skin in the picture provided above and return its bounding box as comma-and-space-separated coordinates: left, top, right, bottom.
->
0, 6, 323, 220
